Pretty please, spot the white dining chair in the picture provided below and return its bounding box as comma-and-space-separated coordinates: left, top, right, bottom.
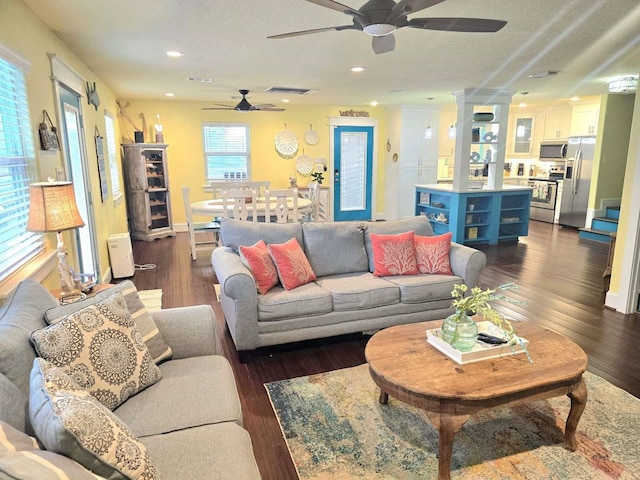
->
221, 188, 258, 222
264, 188, 298, 223
210, 180, 270, 199
181, 186, 220, 261
306, 182, 321, 222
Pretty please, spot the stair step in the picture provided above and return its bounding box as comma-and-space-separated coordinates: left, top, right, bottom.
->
592, 216, 618, 233
605, 206, 620, 220
579, 227, 614, 243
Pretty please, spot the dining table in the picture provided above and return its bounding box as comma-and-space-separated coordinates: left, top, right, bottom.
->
190, 197, 312, 218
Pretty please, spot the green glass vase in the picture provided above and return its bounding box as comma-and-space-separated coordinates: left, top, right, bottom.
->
441, 312, 479, 352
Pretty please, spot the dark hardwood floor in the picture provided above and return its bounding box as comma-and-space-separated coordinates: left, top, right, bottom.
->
128, 220, 640, 480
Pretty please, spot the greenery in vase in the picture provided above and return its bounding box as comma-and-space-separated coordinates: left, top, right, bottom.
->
449, 283, 532, 362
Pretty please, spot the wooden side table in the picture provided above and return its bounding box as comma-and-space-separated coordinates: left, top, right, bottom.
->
49, 283, 114, 304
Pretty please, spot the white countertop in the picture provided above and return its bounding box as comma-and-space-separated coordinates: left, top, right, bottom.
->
415, 183, 532, 193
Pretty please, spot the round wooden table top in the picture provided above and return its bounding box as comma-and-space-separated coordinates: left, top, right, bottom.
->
365, 320, 588, 403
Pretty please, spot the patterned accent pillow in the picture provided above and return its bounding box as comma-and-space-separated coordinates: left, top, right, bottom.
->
0, 419, 106, 479
268, 237, 317, 290
415, 232, 453, 274
239, 240, 280, 294
370, 231, 419, 276
31, 291, 162, 411
29, 358, 157, 480
45, 281, 172, 364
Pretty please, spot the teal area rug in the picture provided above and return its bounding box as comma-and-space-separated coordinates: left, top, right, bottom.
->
265, 364, 640, 479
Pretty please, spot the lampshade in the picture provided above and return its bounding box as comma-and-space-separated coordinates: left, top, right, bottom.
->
27, 181, 85, 233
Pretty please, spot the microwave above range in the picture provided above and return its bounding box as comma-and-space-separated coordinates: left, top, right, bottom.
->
539, 141, 567, 161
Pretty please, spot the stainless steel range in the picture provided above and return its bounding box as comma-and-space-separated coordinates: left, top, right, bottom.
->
528, 163, 564, 223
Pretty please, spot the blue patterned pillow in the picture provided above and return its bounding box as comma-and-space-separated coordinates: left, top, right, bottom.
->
29, 358, 157, 480
31, 291, 161, 410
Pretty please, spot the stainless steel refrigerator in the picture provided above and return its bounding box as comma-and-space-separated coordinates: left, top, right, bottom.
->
559, 136, 596, 228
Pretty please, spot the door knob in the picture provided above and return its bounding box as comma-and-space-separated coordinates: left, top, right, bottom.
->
334, 169, 340, 183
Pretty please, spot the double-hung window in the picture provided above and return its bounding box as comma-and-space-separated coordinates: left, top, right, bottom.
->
0, 49, 41, 283
202, 123, 250, 180
104, 112, 122, 204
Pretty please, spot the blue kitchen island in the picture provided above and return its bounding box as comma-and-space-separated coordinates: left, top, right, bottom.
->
415, 184, 533, 245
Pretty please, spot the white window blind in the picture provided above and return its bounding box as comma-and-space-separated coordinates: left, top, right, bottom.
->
104, 113, 121, 199
202, 123, 250, 180
0, 55, 41, 281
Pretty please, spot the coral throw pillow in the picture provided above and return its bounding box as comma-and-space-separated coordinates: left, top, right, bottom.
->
268, 238, 317, 290
415, 232, 453, 274
239, 240, 279, 294
370, 231, 419, 276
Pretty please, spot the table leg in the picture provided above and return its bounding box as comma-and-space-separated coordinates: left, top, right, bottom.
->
565, 377, 587, 451
378, 389, 389, 404
437, 404, 467, 480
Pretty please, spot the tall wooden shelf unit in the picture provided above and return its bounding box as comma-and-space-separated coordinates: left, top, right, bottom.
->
122, 143, 176, 241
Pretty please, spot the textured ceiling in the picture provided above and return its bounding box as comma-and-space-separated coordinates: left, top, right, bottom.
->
19, 0, 640, 107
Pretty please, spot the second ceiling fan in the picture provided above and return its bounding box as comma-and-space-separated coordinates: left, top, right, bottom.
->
202, 90, 285, 112
268, 0, 507, 54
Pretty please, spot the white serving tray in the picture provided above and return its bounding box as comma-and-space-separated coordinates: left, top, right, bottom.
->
426, 321, 529, 365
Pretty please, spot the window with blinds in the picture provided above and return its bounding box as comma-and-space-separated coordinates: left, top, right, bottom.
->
104, 113, 121, 200
0, 54, 41, 282
202, 123, 250, 180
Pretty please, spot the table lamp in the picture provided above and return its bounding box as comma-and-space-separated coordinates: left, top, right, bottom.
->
27, 181, 85, 301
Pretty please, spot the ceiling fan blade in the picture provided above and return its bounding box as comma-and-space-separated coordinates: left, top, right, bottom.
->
391, 0, 447, 16
252, 104, 277, 109
201, 107, 234, 111
255, 107, 286, 112
305, 0, 357, 14
268, 24, 357, 39
408, 17, 507, 32
372, 34, 396, 54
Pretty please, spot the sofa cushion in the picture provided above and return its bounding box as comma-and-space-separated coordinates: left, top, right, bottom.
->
239, 239, 280, 295
0, 373, 27, 431
315, 273, 400, 311
0, 420, 107, 480
140, 423, 261, 480
257, 282, 333, 321
370, 231, 419, 276
415, 232, 453, 275
363, 216, 434, 272
384, 274, 461, 304
221, 217, 303, 250
302, 222, 369, 277
114, 356, 242, 438
45, 280, 172, 364
31, 291, 162, 411
0, 279, 58, 396
29, 358, 158, 480
269, 237, 317, 290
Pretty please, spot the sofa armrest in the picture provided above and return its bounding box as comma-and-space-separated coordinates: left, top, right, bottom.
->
449, 242, 487, 288
150, 305, 219, 359
211, 247, 260, 351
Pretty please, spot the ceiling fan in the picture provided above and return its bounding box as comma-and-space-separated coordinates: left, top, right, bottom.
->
268, 0, 507, 54
202, 90, 285, 112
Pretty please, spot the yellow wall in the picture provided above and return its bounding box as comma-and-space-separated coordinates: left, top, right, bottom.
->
120, 99, 388, 224
1, 0, 127, 286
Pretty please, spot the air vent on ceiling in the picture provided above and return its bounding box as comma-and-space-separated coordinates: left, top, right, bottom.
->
265, 86, 313, 95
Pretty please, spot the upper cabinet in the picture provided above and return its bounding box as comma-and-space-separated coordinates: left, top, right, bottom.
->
570, 101, 600, 136
506, 112, 539, 157
541, 108, 572, 140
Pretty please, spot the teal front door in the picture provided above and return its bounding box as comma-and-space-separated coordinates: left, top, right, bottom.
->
333, 126, 373, 221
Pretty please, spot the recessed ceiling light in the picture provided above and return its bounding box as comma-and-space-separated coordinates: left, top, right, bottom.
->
370, 101, 378, 107
166, 51, 184, 58
570, 96, 581, 102
164, 92, 175, 97
281, 99, 290, 103
351, 66, 366, 72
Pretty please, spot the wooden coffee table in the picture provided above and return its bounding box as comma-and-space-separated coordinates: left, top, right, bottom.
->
365, 320, 588, 480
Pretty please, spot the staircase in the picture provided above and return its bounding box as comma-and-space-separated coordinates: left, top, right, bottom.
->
579, 206, 619, 243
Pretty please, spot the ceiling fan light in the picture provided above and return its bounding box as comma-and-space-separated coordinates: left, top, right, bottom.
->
608, 77, 638, 94
363, 24, 396, 36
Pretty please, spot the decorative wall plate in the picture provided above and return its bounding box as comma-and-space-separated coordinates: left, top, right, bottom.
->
295, 154, 313, 175
304, 125, 318, 145
275, 129, 299, 158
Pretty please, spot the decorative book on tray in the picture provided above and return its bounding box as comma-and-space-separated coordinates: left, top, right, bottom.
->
426, 321, 529, 365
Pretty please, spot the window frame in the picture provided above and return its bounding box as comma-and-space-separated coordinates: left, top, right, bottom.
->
202, 122, 251, 181
104, 110, 123, 206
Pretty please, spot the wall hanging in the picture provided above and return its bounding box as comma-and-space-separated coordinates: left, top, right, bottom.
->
94, 126, 108, 202
275, 124, 299, 158
38, 110, 60, 151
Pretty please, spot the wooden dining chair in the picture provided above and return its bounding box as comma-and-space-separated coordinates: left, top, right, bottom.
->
264, 188, 298, 223
221, 188, 258, 222
181, 186, 220, 261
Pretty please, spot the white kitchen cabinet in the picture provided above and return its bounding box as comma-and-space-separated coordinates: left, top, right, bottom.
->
506, 113, 536, 157
122, 143, 176, 241
570, 102, 600, 136
542, 109, 572, 140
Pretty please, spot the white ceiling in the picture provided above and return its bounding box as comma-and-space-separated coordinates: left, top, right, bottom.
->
20, 0, 640, 108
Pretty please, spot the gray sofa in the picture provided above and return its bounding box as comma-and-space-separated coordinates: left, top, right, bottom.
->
0, 279, 261, 480
212, 216, 486, 357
